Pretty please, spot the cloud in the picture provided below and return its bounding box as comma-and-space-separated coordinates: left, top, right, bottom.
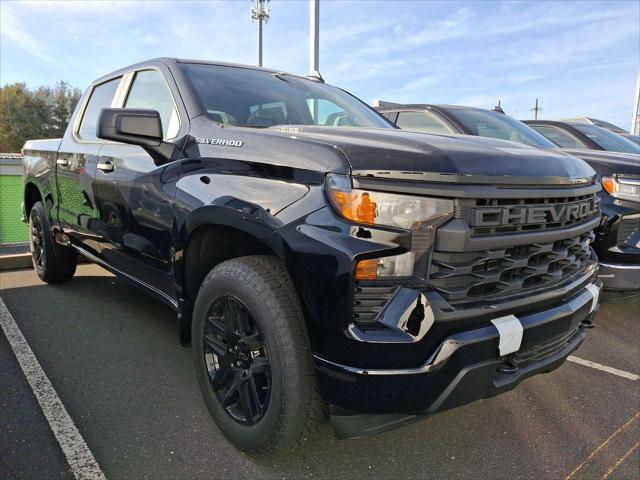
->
0, 0, 637, 128
357, 7, 475, 57
0, 4, 56, 65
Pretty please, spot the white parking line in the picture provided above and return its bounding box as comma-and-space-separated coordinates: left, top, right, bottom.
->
0, 298, 106, 480
567, 356, 639, 382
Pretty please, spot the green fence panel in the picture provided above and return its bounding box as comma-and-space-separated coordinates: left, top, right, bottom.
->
0, 175, 29, 244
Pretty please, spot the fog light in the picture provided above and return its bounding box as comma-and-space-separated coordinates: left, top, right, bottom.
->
356, 252, 415, 280
377, 252, 415, 277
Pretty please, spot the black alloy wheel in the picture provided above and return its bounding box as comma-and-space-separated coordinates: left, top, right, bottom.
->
193, 256, 323, 452
28, 201, 77, 283
30, 213, 45, 269
203, 295, 271, 425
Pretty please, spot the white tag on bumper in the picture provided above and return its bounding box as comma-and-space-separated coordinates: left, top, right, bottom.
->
489, 283, 599, 357
491, 314, 524, 357
584, 283, 600, 313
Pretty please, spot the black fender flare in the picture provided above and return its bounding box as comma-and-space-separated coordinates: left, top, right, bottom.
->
174, 200, 289, 345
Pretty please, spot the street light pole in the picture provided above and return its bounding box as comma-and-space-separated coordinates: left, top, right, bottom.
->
632, 70, 640, 135
250, 0, 270, 67
308, 0, 320, 121
310, 0, 319, 75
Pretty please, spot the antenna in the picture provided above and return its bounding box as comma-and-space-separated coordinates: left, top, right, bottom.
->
531, 98, 542, 120
250, 0, 271, 67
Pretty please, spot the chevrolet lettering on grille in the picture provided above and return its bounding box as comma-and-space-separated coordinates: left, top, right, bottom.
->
469, 197, 601, 227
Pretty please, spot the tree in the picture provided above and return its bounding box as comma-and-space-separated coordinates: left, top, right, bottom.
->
0, 81, 81, 152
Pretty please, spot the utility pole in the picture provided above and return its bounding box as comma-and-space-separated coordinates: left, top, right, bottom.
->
632, 70, 640, 135
309, 0, 320, 121
250, 0, 270, 67
531, 98, 542, 120
310, 0, 319, 75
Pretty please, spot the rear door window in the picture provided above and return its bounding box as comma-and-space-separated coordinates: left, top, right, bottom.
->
78, 77, 121, 141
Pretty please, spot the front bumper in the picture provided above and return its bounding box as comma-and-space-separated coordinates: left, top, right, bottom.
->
597, 262, 640, 291
315, 280, 601, 439
593, 198, 639, 290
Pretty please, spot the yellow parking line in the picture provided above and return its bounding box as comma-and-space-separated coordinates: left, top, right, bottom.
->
564, 410, 639, 480
601, 442, 640, 480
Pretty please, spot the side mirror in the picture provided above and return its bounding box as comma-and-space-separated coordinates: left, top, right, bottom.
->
97, 108, 177, 165
97, 108, 163, 146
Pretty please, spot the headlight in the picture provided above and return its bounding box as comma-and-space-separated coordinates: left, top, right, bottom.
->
602, 175, 640, 202
325, 174, 454, 280
325, 174, 454, 230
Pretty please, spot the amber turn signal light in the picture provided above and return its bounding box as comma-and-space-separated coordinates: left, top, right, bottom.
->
355, 259, 378, 280
601, 177, 615, 195
329, 191, 377, 225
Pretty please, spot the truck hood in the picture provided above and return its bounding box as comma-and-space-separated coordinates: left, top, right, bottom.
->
561, 149, 640, 177
268, 126, 596, 186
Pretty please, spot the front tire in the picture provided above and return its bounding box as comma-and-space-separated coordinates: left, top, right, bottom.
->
29, 201, 77, 283
192, 256, 323, 453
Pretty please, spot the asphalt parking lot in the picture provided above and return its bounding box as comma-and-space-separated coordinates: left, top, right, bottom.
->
1, 263, 639, 480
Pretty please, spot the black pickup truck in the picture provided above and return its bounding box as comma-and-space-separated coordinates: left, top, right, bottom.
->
23, 58, 602, 452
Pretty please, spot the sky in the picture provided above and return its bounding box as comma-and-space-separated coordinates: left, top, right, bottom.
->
1, 0, 639, 130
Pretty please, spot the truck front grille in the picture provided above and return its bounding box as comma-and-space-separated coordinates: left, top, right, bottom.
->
349, 183, 600, 324
460, 192, 600, 236
430, 232, 594, 302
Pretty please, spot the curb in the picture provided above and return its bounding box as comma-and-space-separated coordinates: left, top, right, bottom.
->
0, 253, 33, 272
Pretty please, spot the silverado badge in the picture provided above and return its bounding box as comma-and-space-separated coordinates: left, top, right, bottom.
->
196, 138, 243, 147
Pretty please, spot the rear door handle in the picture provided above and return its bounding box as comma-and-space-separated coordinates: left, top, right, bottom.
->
97, 162, 115, 173
56, 159, 69, 166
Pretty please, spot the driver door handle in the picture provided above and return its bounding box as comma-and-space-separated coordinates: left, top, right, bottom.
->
97, 161, 115, 173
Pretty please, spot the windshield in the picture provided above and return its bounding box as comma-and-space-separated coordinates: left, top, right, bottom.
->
181, 64, 391, 129
444, 108, 557, 148
572, 125, 640, 154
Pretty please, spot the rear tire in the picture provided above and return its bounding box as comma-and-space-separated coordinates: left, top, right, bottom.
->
192, 255, 323, 453
29, 201, 77, 283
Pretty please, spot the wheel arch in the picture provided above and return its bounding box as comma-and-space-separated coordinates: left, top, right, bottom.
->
24, 180, 43, 217
176, 203, 290, 307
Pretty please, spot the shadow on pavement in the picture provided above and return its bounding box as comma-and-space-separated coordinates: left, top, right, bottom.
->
1, 266, 638, 480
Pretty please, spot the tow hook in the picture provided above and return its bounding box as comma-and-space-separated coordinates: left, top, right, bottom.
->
580, 317, 596, 329
497, 356, 519, 373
